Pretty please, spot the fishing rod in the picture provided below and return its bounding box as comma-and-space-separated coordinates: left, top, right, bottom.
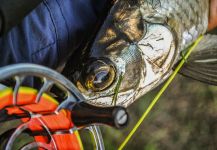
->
0, 0, 42, 36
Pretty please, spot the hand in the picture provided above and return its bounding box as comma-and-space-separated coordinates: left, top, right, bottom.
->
208, 0, 217, 31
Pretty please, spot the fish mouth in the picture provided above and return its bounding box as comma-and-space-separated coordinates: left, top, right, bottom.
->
82, 88, 136, 107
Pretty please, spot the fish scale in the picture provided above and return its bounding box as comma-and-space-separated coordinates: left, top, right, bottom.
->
141, 0, 208, 48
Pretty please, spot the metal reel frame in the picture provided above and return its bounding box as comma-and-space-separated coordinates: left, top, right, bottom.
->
0, 63, 105, 150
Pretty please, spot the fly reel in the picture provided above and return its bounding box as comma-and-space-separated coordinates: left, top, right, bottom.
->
0, 64, 128, 150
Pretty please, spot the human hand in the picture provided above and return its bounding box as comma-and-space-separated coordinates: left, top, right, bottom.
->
208, 0, 217, 31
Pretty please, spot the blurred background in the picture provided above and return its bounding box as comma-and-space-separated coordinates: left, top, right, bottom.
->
82, 74, 217, 150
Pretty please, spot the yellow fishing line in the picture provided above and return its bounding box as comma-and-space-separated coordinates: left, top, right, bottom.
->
118, 35, 204, 150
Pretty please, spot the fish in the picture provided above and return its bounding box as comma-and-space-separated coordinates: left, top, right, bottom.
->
65, 0, 217, 107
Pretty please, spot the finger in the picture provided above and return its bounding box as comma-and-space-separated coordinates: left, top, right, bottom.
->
208, 0, 217, 31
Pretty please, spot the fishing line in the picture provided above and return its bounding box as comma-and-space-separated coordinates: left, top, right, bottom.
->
112, 73, 124, 105
118, 35, 204, 150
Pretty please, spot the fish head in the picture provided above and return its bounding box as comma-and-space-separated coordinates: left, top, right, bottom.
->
72, 0, 178, 107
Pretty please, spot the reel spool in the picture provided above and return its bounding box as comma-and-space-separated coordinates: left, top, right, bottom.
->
0, 64, 128, 150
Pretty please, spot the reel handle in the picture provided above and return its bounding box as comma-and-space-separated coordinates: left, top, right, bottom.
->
71, 102, 128, 129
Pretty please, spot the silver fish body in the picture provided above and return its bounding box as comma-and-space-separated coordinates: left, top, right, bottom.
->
71, 0, 210, 107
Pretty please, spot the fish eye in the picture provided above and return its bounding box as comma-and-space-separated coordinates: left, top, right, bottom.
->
83, 60, 116, 92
